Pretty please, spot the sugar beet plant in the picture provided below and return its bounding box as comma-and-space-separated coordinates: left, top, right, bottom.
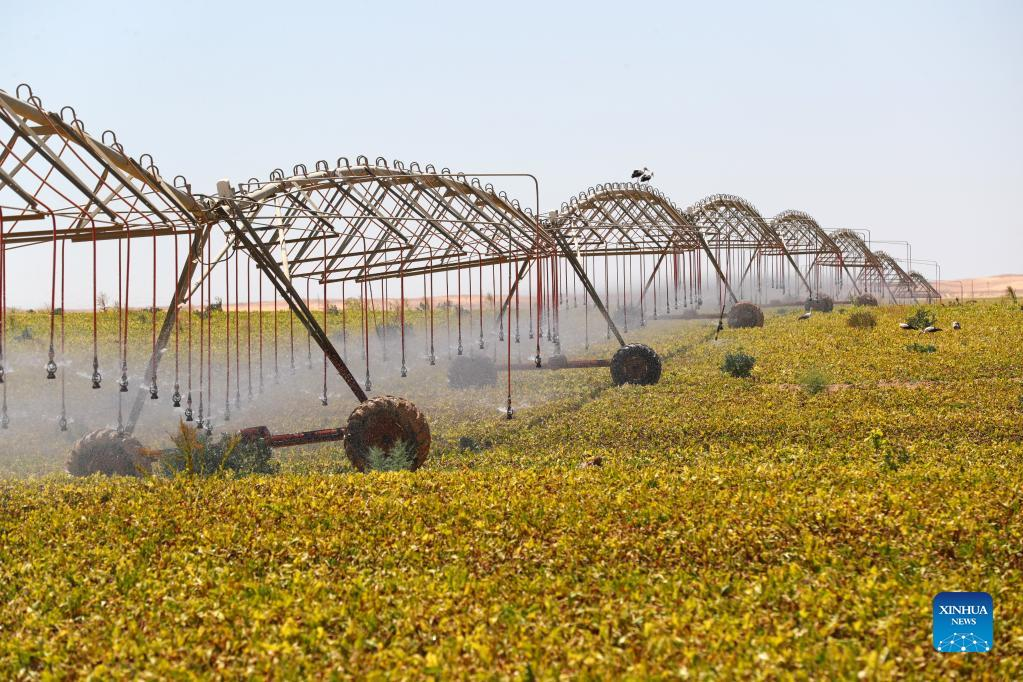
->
906, 307, 937, 330
721, 350, 756, 378
158, 421, 280, 477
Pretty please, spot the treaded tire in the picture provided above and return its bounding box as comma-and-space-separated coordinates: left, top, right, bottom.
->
344, 396, 431, 472
610, 344, 662, 386
804, 296, 835, 313
67, 428, 151, 477
447, 355, 497, 389
727, 302, 764, 329
546, 354, 569, 369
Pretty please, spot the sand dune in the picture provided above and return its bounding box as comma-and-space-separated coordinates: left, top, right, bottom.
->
937, 274, 1023, 299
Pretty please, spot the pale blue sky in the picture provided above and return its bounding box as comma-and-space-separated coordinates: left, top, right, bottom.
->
2, 0, 1021, 298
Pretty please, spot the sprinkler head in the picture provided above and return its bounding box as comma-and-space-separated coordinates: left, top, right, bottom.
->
506, 398, 514, 420
172, 386, 181, 407
118, 375, 129, 393
400, 364, 407, 378
58, 415, 67, 431
365, 375, 372, 392
91, 369, 102, 389
184, 406, 193, 422
320, 394, 328, 406
457, 343, 463, 355
45, 359, 58, 379
429, 353, 436, 366
534, 354, 542, 368
1, 411, 8, 429
0, 365, 5, 384
478, 338, 485, 350
149, 381, 159, 400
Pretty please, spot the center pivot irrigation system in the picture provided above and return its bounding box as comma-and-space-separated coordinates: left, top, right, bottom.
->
0, 85, 940, 472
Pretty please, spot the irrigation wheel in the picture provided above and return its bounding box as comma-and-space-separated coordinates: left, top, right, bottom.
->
727, 302, 765, 329
610, 344, 663, 386
546, 354, 569, 369
447, 355, 497, 389
804, 296, 835, 312
343, 396, 431, 472
67, 428, 152, 477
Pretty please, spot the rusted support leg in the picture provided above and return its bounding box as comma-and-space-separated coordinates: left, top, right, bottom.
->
495, 258, 531, 328
126, 223, 212, 434
698, 236, 738, 304
550, 231, 626, 347
223, 200, 368, 403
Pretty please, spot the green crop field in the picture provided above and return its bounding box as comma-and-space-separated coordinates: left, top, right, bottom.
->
1, 300, 1021, 678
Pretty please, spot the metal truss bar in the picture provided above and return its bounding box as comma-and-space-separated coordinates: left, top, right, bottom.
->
126, 221, 212, 433
551, 230, 625, 347
224, 199, 368, 403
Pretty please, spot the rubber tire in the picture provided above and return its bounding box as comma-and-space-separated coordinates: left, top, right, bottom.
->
610, 344, 662, 386
447, 355, 497, 389
344, 396, 431, 472
727, 302, 765, 329
546, 354, 569, 369
804, 296, 835, 313
67, 428, 150, 477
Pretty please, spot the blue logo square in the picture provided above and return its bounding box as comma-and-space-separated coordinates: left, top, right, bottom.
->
933, 592, 993, 652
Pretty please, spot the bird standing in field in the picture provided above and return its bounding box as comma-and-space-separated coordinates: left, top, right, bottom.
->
798, 311, 811, 320
899, 323, 913, 330
922, 325, 941, 333
952, 321, 961, 330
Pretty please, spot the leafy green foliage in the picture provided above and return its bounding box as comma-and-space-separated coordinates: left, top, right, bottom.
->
866, 428, 912, 471
905, 342, 937, 354
798, 368, 830, 395
847, 310, 876, 329
364, 440, 415, 472
158, 421, 279, 477
1, 302, 1022, 678
906, 307, 936, 330
721, 350, 756, 378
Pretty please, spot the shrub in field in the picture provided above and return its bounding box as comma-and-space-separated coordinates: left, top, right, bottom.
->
847, 311, 877, 329
867, 429, 911, 471
798, 368, 829, 395
722, 350, 756, 378
457, 436, 483, 452
853, 293, 879, 306
365, 440, 416, 472
906, 307, 936, 330
159, 421, 279, 477
906, 342, 937, 354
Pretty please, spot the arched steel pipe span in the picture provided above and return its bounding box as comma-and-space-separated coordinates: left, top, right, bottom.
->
0, 84, 942, 449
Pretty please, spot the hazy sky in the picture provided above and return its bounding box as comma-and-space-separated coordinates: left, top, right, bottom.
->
2, 0, 1021, 300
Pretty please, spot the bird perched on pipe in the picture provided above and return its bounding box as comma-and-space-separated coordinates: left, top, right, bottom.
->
630, 167, 654, 183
